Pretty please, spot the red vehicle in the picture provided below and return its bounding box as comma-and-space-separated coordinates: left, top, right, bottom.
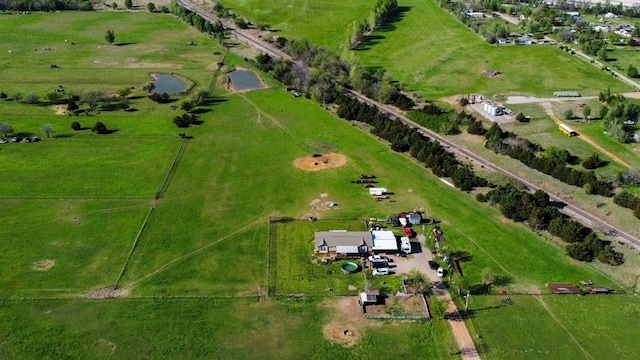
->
403, 227, 413, 237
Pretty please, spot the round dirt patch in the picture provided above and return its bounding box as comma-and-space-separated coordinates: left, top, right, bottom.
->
323, 322, 360, 347
32, 259, 54, 271
293, 153, 347, 171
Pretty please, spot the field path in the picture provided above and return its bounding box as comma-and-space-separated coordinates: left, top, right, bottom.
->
541, 102, 631, 169
123, 219, 263, 290
236, 93, 294, 136
535, 296, 593, 359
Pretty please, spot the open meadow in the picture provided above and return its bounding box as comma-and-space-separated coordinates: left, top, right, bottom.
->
221, 0, 371, 49
353, 0, 630, 98
2, 8, 640, 359
469, 294, 640, 359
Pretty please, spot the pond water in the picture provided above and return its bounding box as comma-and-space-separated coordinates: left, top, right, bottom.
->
152, 74, 187, 94
228, 69, 264, 91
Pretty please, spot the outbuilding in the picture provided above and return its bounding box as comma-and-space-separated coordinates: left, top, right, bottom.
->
371, 230, 399, 252
368, 188, 387, 196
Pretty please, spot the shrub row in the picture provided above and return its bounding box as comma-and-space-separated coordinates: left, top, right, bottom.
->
479, 184, 624, 265
484, 123, 613, 197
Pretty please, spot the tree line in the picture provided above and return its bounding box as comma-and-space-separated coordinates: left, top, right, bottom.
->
345, 0, 398, 50
483, 122, 613, 197
478, 184, 624, 265
0, 0, 92, 11
614, 191, 640, 220
335, 94, 489, 191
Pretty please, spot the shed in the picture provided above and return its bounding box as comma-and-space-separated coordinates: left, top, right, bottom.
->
548, 283, 581, 294
359, 290, 380, 304
407, 213, 422, 225
369, 188, 387, 196
371, 230, 399, 251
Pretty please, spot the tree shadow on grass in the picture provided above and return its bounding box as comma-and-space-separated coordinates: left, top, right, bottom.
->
116, 42, 136, 46
450, 250, 473, 262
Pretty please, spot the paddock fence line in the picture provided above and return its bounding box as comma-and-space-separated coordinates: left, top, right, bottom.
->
154, 129, 192, 200
114, 206, 155, 288
267, 217, 278, 297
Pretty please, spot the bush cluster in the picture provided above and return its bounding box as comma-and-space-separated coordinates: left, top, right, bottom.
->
484, 123, 613, 196
479, 184, 624, 265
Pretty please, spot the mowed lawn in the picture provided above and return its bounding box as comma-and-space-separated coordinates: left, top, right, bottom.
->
273, 220, 368, 296
470, 294, 640, 359
223, 0, 371, 49
354, 0, 630, 98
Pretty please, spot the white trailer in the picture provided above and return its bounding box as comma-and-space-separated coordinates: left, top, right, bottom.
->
368, 188, 387, 196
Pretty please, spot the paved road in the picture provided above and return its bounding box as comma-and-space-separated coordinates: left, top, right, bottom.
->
347, 90, 640, 250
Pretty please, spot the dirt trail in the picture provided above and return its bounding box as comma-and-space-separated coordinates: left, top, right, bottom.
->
541, 102, 631, 168
439, 290, 481, 360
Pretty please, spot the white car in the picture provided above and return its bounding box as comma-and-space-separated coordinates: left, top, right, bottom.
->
368, 255, 388, 262
373, 268, 390, 276
437, 267, 445, 278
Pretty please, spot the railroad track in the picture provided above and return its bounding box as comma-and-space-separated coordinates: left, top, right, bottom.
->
346, 89, 640, 251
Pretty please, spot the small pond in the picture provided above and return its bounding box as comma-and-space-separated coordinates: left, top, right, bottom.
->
228, 69, 265, 91
152, 74, 187, 94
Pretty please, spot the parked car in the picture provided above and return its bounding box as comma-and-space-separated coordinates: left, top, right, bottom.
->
368, 255, 389, 262
373, 268, 390, 276
437, 267, 445, 278
371, 261, 389, 269
428, 260, 439, 270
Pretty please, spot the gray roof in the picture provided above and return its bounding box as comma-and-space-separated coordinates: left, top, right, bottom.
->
315, 231, 372, 247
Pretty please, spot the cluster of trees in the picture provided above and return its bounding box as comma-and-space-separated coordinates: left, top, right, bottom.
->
335, 94, 489, 191
478, 184, 624, 265
149, 92, 171, 103
598, 88, 639, 143
409, 106, 477, 135
0, 0, 93, 11
613, 191, 640, 219
173, 113, 198, 128
345, 0, 398, 49
170, 0, 226, 42
255, 38, 414, 111
484, 123, 613, 196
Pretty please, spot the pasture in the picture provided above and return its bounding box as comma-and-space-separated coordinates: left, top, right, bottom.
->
353, 0, 630, 98
1, 9, 639, 359
469, 294, 640, 359
222, 0, 371, 49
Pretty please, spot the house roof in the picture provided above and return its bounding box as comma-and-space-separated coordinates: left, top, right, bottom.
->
315, 231, 372, 248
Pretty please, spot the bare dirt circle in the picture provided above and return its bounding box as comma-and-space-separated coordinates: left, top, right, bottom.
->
323, 322, 360, 347
293, 153, 347, 171
32, 259, 54, 271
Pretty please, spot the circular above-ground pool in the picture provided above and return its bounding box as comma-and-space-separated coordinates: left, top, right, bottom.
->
341, 262, 359, 274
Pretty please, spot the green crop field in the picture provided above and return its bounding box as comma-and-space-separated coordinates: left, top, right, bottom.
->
469, 294, 640, 359
2, 9, 640, 359
353, 0, 630, 98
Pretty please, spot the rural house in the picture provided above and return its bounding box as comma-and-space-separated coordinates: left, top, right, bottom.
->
315, 231, 372, 255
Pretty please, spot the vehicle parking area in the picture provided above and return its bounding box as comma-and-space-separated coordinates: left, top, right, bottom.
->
368, 236, 443, 282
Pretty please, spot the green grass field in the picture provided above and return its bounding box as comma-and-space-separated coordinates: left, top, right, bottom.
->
222, 0, 371, 49
470, 294, 640, 359
353, 0, 630, 98
2, 9, 640, 359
